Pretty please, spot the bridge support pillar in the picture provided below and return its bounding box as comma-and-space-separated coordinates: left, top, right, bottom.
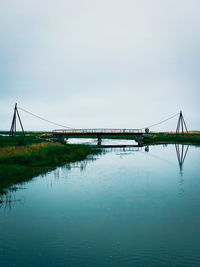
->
97, 134, 102, 146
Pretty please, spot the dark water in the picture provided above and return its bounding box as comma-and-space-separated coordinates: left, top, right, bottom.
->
0, 142, 200, 267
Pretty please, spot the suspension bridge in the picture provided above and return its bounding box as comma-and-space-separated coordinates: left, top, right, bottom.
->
7, 103, 190, 173
9, 103, 188, 145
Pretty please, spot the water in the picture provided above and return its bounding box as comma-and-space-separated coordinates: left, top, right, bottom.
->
66, 137, 138, 145
0, 143, 200, 267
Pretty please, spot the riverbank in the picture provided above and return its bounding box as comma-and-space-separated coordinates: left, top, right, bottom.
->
0, 136, 100, 194
142, 132, 200, 145
1, 131, 200, 144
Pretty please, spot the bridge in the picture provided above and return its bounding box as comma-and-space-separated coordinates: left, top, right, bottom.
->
52, 128, 144, 145
9, 104, 188, 144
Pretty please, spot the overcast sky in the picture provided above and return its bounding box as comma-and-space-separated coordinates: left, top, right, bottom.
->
0, 0, 199, 131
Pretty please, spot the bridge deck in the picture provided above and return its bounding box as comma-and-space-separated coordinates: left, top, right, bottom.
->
53, 129, 143, 136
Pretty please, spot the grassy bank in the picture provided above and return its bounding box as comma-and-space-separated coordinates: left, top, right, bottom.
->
0, 136, 100, 194
142, 132, 200, 145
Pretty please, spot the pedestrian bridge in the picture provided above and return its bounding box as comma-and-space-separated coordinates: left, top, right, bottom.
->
52, 129, 144, 145
52, 128, 143, 135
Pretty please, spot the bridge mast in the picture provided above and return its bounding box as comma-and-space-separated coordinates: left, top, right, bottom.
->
176, 110, 188, 135
10, 103, 25, 137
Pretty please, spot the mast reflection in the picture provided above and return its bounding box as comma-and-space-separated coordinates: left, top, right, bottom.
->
175, 144, 189, 174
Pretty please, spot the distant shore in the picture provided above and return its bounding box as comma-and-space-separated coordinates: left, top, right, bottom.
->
50, 131, 200, 145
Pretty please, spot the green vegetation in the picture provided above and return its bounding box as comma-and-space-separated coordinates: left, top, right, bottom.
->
0, 135, 100, 194
0, 135, 43, 147
142, 132, 200, 145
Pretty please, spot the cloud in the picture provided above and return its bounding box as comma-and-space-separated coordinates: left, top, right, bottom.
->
0, 0, 199, 131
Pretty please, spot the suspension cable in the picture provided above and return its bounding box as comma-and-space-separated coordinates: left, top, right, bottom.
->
140, 113, 179, 130
18, 106, 179, 131
18, 107, 73, 129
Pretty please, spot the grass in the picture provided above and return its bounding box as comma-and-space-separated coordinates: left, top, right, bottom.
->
0, 135, 100, 194
142, 132, 200, 145
0, 135, 43, 147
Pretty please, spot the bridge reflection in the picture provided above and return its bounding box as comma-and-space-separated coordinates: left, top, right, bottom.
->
100, 143, 189, 173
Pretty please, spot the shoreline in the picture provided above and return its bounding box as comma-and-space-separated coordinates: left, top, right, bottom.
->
0, 131, 200, 194
0, 135, 100, 194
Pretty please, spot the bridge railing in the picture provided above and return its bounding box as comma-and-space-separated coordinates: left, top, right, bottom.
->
52, 128, 142, 134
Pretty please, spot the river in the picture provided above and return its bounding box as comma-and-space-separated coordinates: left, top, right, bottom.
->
0, 140, 200, 266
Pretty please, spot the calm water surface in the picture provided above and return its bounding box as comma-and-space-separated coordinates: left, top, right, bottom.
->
0, 142, 200, 267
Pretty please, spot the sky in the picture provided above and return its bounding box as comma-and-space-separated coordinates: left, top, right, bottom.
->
0, 0, 200, 131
